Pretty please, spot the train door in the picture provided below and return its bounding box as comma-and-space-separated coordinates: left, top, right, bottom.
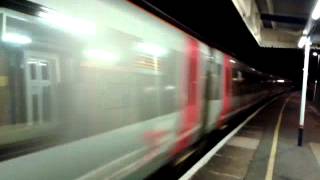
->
24, 51, 58, 124
200, 59, 212, 135
205, 49, 223, 132
198, 45, 212, 137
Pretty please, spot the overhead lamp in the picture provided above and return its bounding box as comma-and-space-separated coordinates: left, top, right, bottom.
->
298, 36, 308, 48
312, 0, 320, 20
313, 52, 318, 56
136, 42, 168, 57
2, 33, 32, 44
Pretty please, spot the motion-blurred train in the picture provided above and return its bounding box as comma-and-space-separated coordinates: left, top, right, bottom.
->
0, 0, 289, 179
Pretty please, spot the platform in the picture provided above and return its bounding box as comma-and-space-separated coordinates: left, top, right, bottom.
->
190, 92, 320, 180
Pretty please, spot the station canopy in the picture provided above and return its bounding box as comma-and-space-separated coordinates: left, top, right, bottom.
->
231, 0, 315, 48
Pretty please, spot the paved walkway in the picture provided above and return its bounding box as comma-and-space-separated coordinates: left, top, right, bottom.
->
192, 92, 320, 180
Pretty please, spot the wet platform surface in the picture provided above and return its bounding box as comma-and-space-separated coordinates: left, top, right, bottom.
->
192, 92, 320, 180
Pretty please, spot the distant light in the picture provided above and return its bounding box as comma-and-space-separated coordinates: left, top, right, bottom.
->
136, 42, 168, 57
83, 49, 119, 61
251, 68, 256, 71
229, 59, 236, 64
312, 0, 320, 20
298, 36, 308, 48
313, 52, 318, 57
38, 11, 96, 36
2, 33, 32, 44
277, 79, 285, 83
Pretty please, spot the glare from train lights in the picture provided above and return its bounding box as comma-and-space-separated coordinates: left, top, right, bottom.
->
165, 85, 176, 90
83, 49, 119, 61
229, 59, 236, 64
136, 42, 168, 57
39, 62, 48, 66
313, 52, 318, 57
2, 33, 32, 44
277, 79, 285, 83
298, 36, 308, 48
38, 11, 96, 36
312, 0, 320, 20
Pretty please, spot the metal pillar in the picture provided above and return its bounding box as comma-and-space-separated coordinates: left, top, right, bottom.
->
298, 38, 311, 146
314, 55, 320, 101
313, 80, 318, 101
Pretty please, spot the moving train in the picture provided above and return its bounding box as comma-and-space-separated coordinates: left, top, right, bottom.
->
0, 0, 289, 179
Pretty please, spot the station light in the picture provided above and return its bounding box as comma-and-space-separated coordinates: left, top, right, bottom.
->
298, 36, 308, 48
312, 0, 320, 20
277, 79, 285, 83
2, 33, 32, 44
303, 29, 308, 35
313, 52, 318, 56
229, 59, 236, 64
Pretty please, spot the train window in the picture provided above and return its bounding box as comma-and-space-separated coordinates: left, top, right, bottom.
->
209, 50, 223, 100
239, 71, 263, 95
29, 63, 37, 80
41, 62, 49, 80
214, 63, 222, 99
207, 61, 222, 100
42, 86, 51, 121
159, 52, 180, 115
232, 69, 245, 96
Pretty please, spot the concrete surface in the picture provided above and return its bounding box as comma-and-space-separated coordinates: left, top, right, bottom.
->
192, 92, 320, 180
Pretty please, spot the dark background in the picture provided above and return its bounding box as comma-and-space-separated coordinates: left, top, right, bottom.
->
130, 0, 306, 83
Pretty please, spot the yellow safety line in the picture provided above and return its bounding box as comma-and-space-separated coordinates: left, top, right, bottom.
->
265, 96, 291, 180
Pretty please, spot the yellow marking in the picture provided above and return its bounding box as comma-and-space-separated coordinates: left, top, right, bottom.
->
265, 96, 291, 180
219, 124, 228, 130
0, 76, 8, 87
175, 149, 196, 166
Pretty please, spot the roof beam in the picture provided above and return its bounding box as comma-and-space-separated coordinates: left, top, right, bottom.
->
261, 14, 307, 25
266, 0, 275, 28
231, 0, 300, 48
231, 0, 262, 44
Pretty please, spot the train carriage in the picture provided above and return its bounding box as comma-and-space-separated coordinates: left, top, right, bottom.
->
0, 0, 289, 179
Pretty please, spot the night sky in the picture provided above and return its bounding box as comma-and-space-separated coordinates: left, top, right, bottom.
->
131, 0, 305, 82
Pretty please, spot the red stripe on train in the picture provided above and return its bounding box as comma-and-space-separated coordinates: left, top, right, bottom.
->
217, 54, 232, 127
172, 38, 201, 155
